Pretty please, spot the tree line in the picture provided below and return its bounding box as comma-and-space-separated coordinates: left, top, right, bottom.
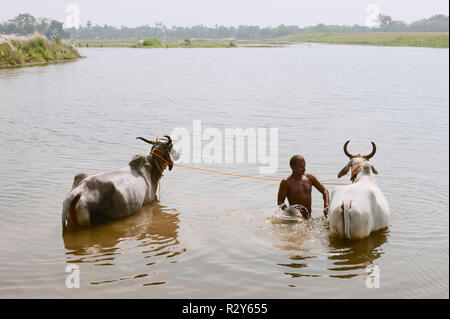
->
1, 13, 448, 40
0, 14, 68, 39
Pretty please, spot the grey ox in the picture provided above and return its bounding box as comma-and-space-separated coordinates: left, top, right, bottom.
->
328, 141, 390, 240
62, 135, 178, 232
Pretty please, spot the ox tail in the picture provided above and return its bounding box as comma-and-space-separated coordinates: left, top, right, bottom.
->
62, 193, 81, 232
62, 199, 70, 233
343, 200, 351, 240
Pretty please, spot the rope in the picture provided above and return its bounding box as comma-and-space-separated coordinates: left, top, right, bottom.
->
151, 147, 350, 193
152, 147, 348, 185
171, 162, 349, 186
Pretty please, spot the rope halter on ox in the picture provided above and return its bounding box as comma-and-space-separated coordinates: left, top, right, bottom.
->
350, 161, 363, 182
151, 148, 173, 177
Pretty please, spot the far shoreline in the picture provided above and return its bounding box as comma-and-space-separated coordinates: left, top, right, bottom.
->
72, 32, 449, 49
277, 32, 449, 49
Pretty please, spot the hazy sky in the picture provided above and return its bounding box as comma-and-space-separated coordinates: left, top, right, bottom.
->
1, 0, 449, 27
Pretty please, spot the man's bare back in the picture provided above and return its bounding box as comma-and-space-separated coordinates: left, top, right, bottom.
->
277, 155, 329, 219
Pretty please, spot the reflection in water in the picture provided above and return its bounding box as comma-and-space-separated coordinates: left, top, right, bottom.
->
327, 229, 389, 278
270, 216, 389, 279
63, 202, 185, 285
269, 216, 330, 254
269, 216, 330, 278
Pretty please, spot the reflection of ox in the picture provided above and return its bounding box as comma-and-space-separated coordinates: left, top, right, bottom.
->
328, 141, 390, 240
63, 203, 180, 258
62, 136, 178, 232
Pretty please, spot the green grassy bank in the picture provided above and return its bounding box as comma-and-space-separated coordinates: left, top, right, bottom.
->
278, 32, 449, 48
0, 34, 81, 68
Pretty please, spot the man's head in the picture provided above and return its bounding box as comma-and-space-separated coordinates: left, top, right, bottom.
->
290, 155, 306, 177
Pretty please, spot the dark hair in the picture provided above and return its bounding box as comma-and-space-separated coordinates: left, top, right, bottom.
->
290, 155, 305, 168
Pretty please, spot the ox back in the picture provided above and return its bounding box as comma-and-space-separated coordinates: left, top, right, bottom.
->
328, 162, 390, 240
62, 155, 155, 232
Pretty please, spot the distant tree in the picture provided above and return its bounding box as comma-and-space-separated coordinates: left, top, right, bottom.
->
376, 14, 393, 30
408, 14, 449, 32
46, 20, 64, 39
8, 13, 36, 34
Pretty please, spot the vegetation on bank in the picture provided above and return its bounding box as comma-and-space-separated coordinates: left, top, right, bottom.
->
278, 32, 449, 48
142, 38, 162, 47
72, 33, 449, 49
0, 34, 81, 68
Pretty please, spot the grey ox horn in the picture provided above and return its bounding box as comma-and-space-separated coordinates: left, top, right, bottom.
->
343, 140, 377, 160
136, 136, 156, 145
343, 140, 353, 158
364, 141, 377, 160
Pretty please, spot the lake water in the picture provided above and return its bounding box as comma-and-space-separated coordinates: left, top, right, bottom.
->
0, 44, 448, 298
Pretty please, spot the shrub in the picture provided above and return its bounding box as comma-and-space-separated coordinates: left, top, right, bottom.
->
0, 33, 81, 67
142, 38, 161, 47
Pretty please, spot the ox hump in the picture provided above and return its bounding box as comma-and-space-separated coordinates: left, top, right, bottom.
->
72, 173, 89, 189
128, 154, 146, 170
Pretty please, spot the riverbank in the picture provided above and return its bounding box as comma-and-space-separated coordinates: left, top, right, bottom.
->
74, 38, 287, 48
0, 34, 81, 68
75, 38, 238, 48
73, 33, 449, 49
278, 32, 449, 48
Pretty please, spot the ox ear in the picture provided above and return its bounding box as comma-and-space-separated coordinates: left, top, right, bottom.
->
170, 148, 180, 161
72, 173, 89, 189
168, 148, 180, 171
338, 162, 351, 178
371, 165, 378, 175
129, 154, 145, 169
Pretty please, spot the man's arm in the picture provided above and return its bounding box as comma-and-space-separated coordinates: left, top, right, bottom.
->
277, 179, 288, 210
308, 174, 330, 217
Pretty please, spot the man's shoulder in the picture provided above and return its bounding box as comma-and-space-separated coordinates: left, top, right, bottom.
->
305, 173, 318, 182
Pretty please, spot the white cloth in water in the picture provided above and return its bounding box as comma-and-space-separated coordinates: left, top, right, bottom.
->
277, 204, 308, 221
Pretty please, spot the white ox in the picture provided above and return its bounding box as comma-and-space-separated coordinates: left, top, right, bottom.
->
62, 136, 178, 232
328, 141, 390, 240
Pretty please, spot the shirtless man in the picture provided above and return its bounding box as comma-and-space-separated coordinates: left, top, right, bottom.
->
277, 155, 329, 220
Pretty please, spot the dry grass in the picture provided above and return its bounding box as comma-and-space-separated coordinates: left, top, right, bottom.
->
0, 33, 81, 68
278, 32, 449, 48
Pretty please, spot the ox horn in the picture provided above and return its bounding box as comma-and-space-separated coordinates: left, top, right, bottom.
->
343, 140, 354, 158
364, 142, 377, 160
136, 137, 156, 145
